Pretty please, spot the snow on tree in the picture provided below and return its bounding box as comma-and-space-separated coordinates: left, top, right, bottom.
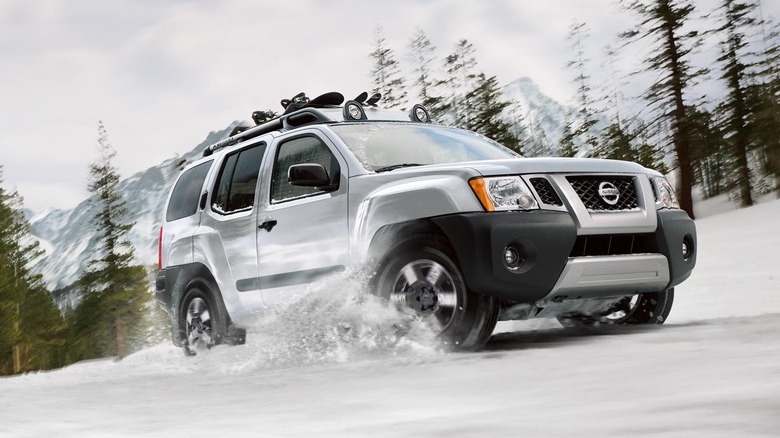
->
407, 29, 446, 121
370, 25, 408, 110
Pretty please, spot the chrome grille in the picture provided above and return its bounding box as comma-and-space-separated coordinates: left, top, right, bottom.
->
566, 175, 639, 211
530, 178, 563, 206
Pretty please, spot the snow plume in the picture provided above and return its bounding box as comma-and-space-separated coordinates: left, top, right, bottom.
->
194, 268, 441, 374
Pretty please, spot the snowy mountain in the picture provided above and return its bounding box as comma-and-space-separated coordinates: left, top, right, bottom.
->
28, 77, 591, 296
29, 123, 243, 294
502, 77, 608, 157
504, 77, 570, 147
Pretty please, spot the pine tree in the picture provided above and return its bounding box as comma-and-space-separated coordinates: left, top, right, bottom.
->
440, 39, 479, 126
601, 43, 629, 128
70, 121, 150, 361
713, 0, 760, 206
515, 120, 554, 157
751, 19, 780, 195
370, 26, 407, 109
596, 119, 667, 171
407, 29, 445, 119
463, 73, 523, 153
0, 167, 66, 375
597, 122, 635, 161
566, 21, 600, 150
634, 131, 669, 173
748, 82, 780, 194
558, 118, 579, 157
620, 0, 708, 218
688, 107, 728, 198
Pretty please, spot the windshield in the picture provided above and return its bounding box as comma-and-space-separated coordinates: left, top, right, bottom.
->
330, 123, 520, 172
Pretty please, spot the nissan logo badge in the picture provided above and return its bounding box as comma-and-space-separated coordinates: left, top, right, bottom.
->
598, 181, 620, 205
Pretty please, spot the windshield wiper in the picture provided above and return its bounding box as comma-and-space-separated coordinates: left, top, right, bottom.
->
373, 163, 424, 173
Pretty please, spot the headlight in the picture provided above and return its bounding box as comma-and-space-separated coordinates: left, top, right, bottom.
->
652, 176, 679, 209
469, 177, 539, 211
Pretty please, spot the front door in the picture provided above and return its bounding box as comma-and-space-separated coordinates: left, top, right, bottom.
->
255, 129, 350, 305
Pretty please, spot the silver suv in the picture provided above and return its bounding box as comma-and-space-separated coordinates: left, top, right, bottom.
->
155, 92, 697, 353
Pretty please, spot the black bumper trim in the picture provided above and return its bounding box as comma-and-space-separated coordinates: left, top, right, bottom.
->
236, 265, 345, 292
155, 268, 172, 312
432, 210, 577, 302
655, 209, 697, 288
431, 209, 696, 303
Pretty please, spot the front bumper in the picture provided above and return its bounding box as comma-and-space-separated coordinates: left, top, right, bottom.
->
432, 209, 696, 303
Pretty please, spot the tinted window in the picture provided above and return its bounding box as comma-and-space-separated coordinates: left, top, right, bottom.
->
166, 161, 212, 222
271, 136, 339, 203
212, 144, 265, 214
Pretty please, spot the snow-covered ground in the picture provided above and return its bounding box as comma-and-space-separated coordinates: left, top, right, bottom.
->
2, 199, 779, 437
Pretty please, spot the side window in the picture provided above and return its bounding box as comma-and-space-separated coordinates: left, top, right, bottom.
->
211, 143, 266, 214
271, 136, 340, 203
166, 161, 212, 222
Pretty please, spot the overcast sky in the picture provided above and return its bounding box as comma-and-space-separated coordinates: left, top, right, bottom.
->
2, 0, 778, 212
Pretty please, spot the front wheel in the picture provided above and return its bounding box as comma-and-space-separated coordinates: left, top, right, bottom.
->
557, 289, 675, 327
374, 235, 498, 351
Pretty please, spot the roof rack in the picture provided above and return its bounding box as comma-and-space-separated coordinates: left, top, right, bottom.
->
201, 91, 431, 157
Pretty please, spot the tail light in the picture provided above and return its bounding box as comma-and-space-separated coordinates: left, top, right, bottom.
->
158, 227, 163, 270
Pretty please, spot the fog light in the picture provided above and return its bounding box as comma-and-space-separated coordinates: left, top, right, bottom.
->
682, 240, 691, 260
517, 194, 536, 210
503, 247, 523, 271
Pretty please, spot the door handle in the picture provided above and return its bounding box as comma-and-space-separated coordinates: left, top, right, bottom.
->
259, 219, 278, 232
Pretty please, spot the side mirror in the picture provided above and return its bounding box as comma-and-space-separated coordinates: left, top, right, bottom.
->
288, 163, 336, 190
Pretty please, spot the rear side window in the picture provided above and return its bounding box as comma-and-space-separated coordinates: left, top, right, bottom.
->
212, 143, 266, 214
166, 161, 212, 222
271, 136, 339, 203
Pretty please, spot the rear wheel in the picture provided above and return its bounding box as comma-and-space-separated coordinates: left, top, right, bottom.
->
557, 289, 675, 327
180, 285, 227, 356
374, 235, 498, 351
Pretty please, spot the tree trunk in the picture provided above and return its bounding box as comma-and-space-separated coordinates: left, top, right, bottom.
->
115, 318, 126, 360
12, 303, 21, 374
12, 345, 21, 374
663, 9, 696, 219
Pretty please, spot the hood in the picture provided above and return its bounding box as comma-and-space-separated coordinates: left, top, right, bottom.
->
461, 157, 656, 177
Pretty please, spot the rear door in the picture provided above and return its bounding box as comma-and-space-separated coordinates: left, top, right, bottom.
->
197, 141, 267, 310
255, 129, 350, 305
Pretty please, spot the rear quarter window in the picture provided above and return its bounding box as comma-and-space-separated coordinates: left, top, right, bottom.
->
166, 161, 212, 222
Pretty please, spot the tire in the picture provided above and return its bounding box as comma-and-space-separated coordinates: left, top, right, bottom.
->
179, 283, 228, 356
557, 288, 675, 328
373, 234, 499, 351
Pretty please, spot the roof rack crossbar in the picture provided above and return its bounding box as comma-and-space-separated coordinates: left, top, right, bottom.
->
203, 118, 282, 157
203, 107, 338, 157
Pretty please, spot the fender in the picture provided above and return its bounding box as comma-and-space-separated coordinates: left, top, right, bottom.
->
191, 223, 247, 319
351, 174, 483, 263
159, 262, 231, 346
